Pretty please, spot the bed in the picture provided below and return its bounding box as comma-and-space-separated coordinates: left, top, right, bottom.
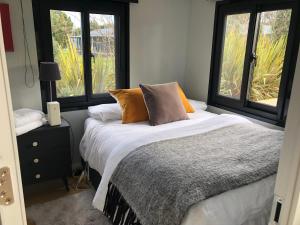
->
80, 109, 282, 225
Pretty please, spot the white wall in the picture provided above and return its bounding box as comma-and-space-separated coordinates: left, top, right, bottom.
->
130, 0, 190, 87
184, 0, 215, 101
4, 0, 41, 110
5, 0, 191, 167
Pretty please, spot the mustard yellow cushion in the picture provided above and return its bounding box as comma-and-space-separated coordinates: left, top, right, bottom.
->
110, 84, 195, 124
110, 88, 149, 124
177, 84, 195, 113
177, 83, 195, 113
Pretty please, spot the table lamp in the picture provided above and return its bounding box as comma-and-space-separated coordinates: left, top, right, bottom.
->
39, 62, 62, 126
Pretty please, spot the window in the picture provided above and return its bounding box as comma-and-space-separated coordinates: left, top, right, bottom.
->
208, 0, 300, 126
33, 0, 130, 111
218, 13, 250, 99
50, 10, 85, 98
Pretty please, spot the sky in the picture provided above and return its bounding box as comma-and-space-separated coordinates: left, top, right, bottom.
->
63, 11, 114, 29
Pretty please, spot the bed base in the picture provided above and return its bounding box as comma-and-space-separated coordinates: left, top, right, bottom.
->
89, 167, 142, 225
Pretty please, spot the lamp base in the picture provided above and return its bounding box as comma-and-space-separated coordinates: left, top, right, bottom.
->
47, 101, 61, 126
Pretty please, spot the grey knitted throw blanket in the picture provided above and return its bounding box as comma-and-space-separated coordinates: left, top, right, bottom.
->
111, 123, 283, 225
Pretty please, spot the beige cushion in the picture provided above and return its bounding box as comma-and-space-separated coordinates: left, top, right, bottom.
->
140, 82, 189, 126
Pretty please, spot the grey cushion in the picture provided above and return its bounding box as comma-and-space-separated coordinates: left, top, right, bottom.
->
140, 82, 189, 126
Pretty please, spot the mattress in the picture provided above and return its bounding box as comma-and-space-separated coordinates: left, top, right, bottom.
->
80, 110, 275, 225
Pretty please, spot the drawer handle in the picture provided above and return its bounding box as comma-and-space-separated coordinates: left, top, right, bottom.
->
33, 158, 39, 164
35, 174, 41, 179
32, 142, 39, 147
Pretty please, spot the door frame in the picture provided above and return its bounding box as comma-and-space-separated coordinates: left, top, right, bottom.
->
287, 160, 300, 225
269, 47, 300, 224
0, 16, 27, 225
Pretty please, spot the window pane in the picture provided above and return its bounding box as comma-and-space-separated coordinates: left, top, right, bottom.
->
218, 13, 250, 99
248, 9, 292, 107
89, 14, 116, 94
50, 10, 85, 98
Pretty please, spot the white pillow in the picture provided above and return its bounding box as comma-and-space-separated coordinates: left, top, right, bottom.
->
188, 99, 208, 111
88, 100, 206, 122
88, 103, 122, 121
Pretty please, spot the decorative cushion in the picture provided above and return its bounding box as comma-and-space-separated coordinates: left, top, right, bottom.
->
177, 84, 195, 113
140, 82, 189, 126
109, 88, 149, 123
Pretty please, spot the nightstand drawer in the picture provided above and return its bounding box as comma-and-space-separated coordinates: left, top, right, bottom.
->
21, 160, 71, 185
17, 128, 69, 152
19, 147, 70, 165
18, 145, 69, 165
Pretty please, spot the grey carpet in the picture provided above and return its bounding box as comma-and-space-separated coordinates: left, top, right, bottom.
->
26, 189, 112, 225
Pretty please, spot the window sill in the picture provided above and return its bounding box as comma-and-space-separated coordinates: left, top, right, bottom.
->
208, 101, 285, 127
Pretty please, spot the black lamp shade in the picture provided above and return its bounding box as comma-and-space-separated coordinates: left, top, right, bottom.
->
39, 62, 61, 81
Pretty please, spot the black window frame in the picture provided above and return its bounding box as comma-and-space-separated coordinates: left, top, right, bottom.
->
32, 0, 130, 112
208, 0, 300, 126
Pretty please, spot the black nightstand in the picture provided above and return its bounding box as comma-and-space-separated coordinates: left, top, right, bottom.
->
17, 119, 72, 191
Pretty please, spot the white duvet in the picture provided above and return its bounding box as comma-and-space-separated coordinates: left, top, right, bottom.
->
80, 111, 275, 225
